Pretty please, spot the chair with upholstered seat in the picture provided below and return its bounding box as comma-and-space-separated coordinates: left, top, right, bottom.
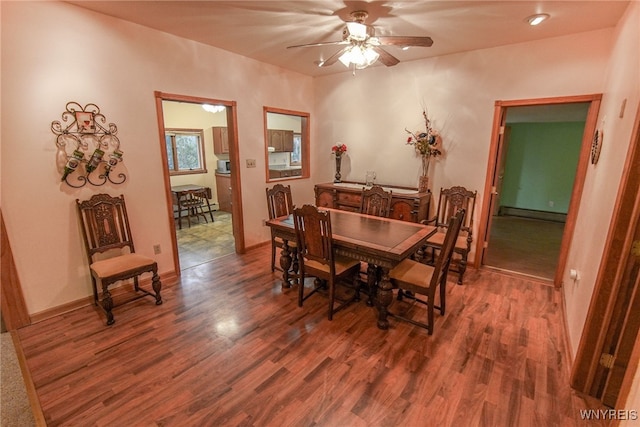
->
76, 193, 162, 325
266, 184, 296, 274
389, 208, 465, 335
358, 184, 393, 303
423, 186, 476, 285
293, 204, 361, 320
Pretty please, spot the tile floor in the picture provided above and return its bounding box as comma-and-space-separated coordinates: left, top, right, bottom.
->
175, 211, 235, 270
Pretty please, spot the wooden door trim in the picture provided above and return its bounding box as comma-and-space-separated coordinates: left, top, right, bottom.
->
475, 94, 602, 287
571, 101, 640, 410
0, 210, 31, 330
154, 91, 245, 276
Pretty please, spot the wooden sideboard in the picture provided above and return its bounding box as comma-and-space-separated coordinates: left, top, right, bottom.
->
314, 182, 431, 223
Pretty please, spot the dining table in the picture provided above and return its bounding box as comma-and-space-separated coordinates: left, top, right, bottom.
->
266, 207, 437, 330
171, 184, 214, 228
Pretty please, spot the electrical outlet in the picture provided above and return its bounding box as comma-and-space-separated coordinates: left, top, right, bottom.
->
153, 244, 161, 254
246, 159, 256, 168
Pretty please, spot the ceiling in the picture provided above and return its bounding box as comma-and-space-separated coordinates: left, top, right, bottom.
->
67, 1, 629, 78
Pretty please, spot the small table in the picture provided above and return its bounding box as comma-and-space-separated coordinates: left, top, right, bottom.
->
266, 208, 436, 329
171, 185, 214, 229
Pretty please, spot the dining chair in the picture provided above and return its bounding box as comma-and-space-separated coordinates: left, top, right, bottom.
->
266, 184, 296, 273
76, 193, 162, 325
359, 184, 392, 218
358, 184, 393, 304
389, 208, 465, 335
422, 186, 477, 285
293, 204, 361, 320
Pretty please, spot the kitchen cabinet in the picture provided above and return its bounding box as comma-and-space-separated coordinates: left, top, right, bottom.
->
215, 172, 232, 212
269, 168, 302, 179
213, 127, 229, 155
314, 182, 431, 223
267, 129, 294, 152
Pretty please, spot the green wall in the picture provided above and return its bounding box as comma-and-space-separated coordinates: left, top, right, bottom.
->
500, 122, 584, 214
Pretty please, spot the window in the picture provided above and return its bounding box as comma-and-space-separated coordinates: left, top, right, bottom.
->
165, 128, 207, 175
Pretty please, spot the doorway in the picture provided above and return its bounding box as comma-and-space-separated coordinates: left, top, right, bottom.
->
154, 92, 245, 275
482, 103, 589, 280
476, 94, 602, 287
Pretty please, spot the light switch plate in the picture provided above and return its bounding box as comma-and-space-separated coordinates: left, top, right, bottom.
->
246, 159, 256, 168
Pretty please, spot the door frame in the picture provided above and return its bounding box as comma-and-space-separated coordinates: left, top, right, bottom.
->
571, 101, 640, 410
476, 94, 602, 287
154, 91, 245, 275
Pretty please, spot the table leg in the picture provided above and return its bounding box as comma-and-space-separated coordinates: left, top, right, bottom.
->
376, 267, 393, 330
279, 240, 293, 289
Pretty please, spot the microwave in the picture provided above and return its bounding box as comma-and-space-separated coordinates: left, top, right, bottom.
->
217, 160, 231, 174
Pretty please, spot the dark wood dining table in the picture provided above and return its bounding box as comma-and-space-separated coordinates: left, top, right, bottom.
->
266, 208, 436, 329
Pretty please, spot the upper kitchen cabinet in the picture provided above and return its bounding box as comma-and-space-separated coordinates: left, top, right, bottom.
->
268, 129, 294, 152
212, 126, 229, 155
264, 107, 309, 183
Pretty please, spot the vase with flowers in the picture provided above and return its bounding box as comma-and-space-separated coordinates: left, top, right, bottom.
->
331, 143, 347, 182
405, 109, 442, 192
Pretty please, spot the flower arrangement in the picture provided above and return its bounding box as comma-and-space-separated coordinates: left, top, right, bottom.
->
331, 143, 347, 156
405, 110, 442, 176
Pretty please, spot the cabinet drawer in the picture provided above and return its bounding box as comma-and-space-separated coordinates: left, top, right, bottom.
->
336, 191, 361, 208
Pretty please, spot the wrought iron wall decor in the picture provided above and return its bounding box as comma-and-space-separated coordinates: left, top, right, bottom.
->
52, 102, 126, 188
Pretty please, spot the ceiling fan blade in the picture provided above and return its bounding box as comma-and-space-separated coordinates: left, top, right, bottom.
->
376, 36, 434, 47
372, 46, 399, 66
319, 46, 351, 67
287, 41, 347, 49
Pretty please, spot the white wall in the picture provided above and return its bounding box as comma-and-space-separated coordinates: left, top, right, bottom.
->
1, 1, 315, 315
563, 1, 640, 358
313, 28, 613, 264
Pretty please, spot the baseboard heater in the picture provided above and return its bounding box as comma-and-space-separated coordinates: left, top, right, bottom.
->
498, 206, 567, 223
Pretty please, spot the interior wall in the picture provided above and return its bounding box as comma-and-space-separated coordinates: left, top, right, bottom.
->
500, 122, 584, 214
0, 1, 315, 315
313, 28, 613, 267
562, 0, 640, 362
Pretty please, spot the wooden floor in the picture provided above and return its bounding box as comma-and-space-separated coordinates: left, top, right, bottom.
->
16, 245, 605, 426
484, 215, 565, 280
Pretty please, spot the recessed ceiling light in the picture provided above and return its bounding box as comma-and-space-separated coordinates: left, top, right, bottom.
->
527, 13, 550, 26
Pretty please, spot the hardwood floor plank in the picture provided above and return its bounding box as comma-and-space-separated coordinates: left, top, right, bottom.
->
14, 245, 609, 426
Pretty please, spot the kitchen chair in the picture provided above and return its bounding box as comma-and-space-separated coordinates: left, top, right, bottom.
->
76, 193, 162, 325
423, 186, 477, 285
359, 184, 392, 218
389, 208, 465, 335
266, 184, 296, 273
293, 204, 361, 320
176, 190, 210, 229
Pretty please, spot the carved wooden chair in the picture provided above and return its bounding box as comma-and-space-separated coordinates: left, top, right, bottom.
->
293, 204, 361, 320
359, 185, 392, 218
389, 209, 465, 335
76, 193, 162, 325
174, 189, 211, 229
266, 184, 296, 273
358, 184, 393, 303
423, 186, 477, 285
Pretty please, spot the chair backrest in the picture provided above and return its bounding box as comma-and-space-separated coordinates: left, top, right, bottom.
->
266, 184, 294, 220
76, 193, 135, 261
293, 204, 334, 273
430, 208, 466, 287
433, 186, 476, 234
360, 185, 393, 218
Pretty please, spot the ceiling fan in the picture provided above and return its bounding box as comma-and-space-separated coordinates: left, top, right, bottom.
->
287, 10, 433, 69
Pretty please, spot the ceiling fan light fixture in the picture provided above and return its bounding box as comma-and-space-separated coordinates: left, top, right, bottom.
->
526, 13, 550, 26
339, 45, 379, 69
346, 22, 369, 41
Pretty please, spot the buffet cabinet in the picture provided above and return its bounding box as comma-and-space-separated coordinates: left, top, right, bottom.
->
314, 182, 431, 223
